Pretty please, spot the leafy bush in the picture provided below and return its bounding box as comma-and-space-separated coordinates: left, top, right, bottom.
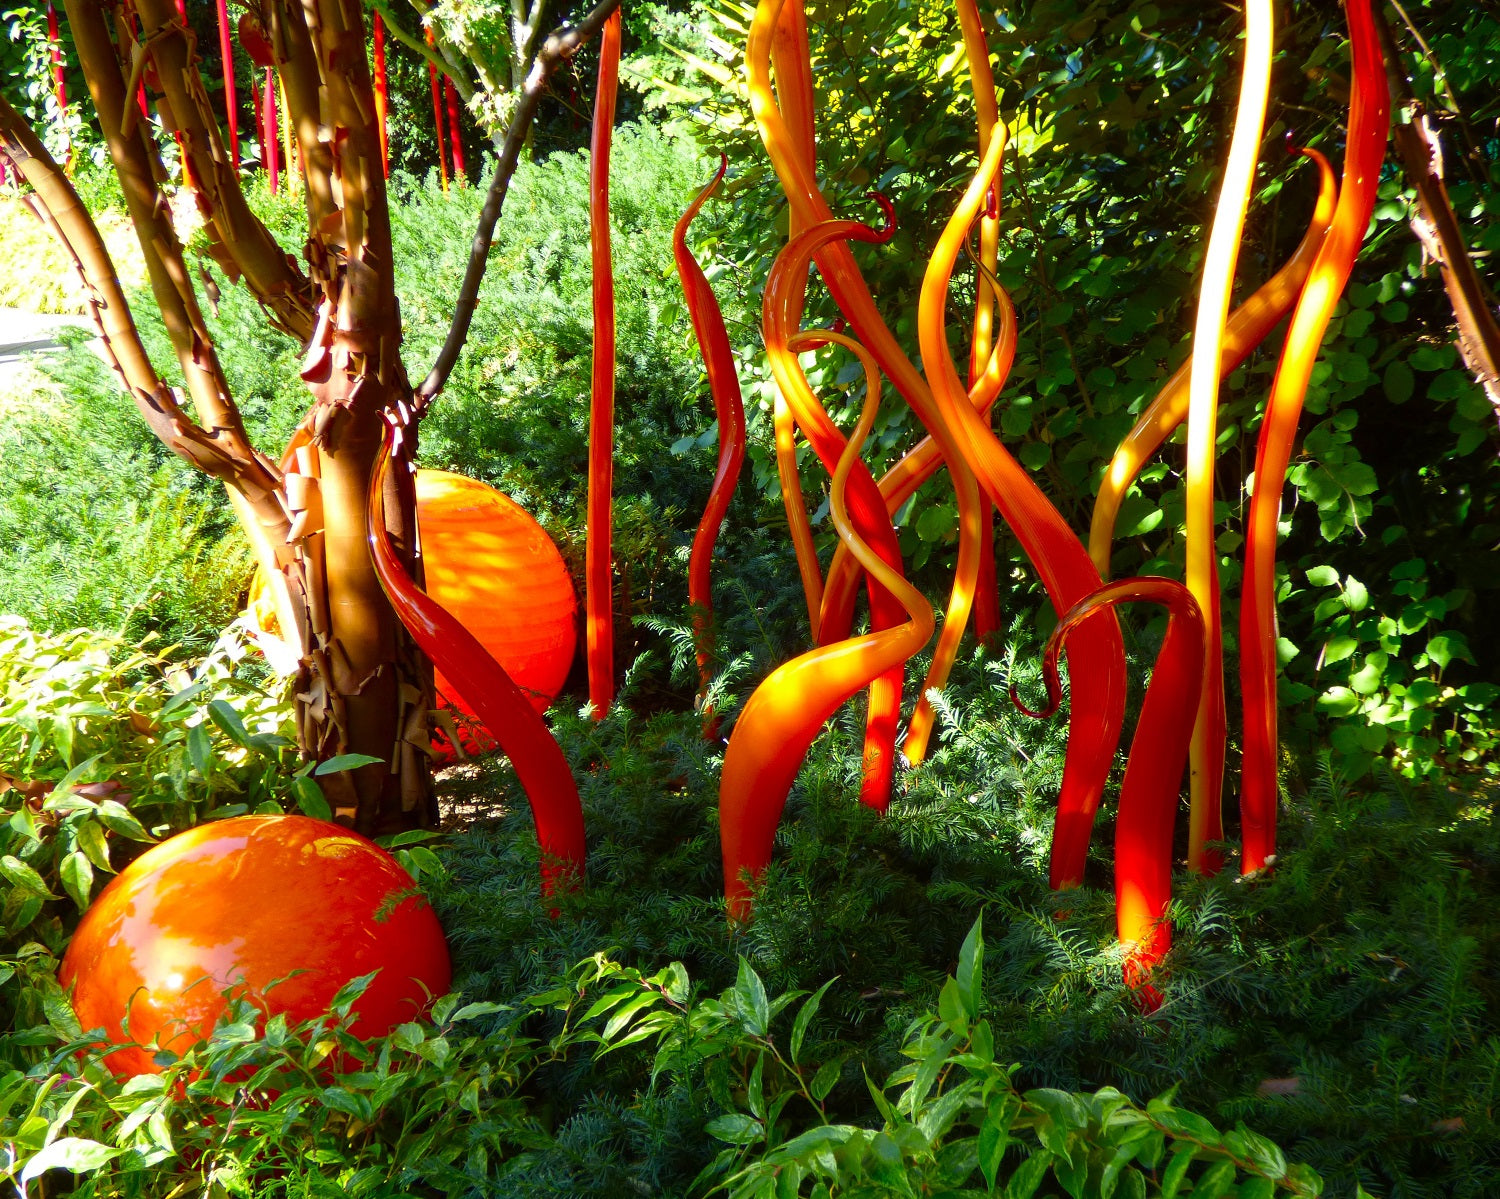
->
0, 187, 143, 314
0, 620, 297, 975
1, 920, 1336, 1199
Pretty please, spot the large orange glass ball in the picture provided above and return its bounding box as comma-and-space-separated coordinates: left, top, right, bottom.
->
414, 470, 578, 731
247, 471, 577, 747
59, 815, 451, 1078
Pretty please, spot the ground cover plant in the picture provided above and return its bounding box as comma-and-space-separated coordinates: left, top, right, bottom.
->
0, 0, 1497, 1195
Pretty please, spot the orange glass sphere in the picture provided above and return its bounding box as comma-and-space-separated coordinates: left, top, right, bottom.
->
59, 815, 451, 1078
414, 469, 578, 730
247, 470, 577, 748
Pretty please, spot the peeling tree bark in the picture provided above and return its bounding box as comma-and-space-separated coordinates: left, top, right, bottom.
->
1378, 9, 1500, 420
16, 0, 434, 833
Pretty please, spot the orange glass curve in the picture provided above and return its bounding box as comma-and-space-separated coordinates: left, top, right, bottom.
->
720, 335, 934, 921
916, 124, 1127, 890
676, 156, 749, 739
369, 414, 586, 893
1241, 0, 1389, 875
585, 9, 621, 719
765, 219, 910, 811
1089, 147, 1338, 580
1013, 578, 1203, 1009
1182, 0, 1273, 875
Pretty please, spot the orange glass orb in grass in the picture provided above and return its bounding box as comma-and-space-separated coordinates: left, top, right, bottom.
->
414, 470, 578, 750
59, 816, 450, 1078
248, 470, 577, 751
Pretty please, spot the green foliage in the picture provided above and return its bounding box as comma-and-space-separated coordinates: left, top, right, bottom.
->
0, 619, 300, 981
691, 921, 1325, 1198
0, 917, 1328, 1199
0, 332, 250, 649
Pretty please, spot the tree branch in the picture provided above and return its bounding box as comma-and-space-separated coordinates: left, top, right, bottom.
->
0, 100, 238, 477
1376, 6, 1500, 417
266, 0, 338, 232
60, 0, 287, 499
416, 0, 621, 405
130, 0, 318, 342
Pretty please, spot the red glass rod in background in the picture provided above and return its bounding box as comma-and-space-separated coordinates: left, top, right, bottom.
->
46, 2, 67, 119
444, 77, 465, 183
262, 67, 279, 193
215, 0, 238, 166
585, 9, 622, 718
372, 13, 390, 178
1240, 0, 1390, 875
426, 28, 448, 192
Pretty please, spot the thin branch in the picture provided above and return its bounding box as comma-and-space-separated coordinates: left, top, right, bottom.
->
1375, 4, 1500, 416
0, 103, 233, 476
416, 0, 621, 405
1385, 0, 1490, 187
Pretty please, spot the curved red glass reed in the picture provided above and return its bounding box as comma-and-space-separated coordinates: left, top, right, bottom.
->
425, 29, 447, 193
916, 125, 1127, 890
1089, 147, 1338, 579
765, 214, 910, 811
746, 0, 988, 709
1013, 577, 1204, 1008
769, 0, 824, 638
1241, 0, 1389, 876
1181, 0, 1273, 876
721, 335, 934, 921
819, 285, 1016, 648
957, 0, 1003, 642
585, 9, 621, 719
368, 414, 586, 896
675, 155, 748, 739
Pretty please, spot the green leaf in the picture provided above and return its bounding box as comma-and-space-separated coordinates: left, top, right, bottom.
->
1019, 441, 1051, 470
706, 1113, 764, 1145
916, 503, 957, 543
96, 801, 152, 842
50, 754, 105, 800
979, 1096, 1017, 1190
811, 1058, 841, 1101
956, 913, 983, 1020
378, 830, 445, 848
603, 992, 661, 1041
187, 723, 213, 775
661, 961, 690, 1004
1427, 632, 1473, 670
1193, 1159, 1237, 1198
1305, 565, 1339, 587
790, 977, 834, 1064
0, 855, 57, 899
732, 958, 770, 1037
59, 851, 93, 912
937, 977, 968, 1034
291, 776, 332, 822
1159, 1145, 1196, 1198
1006, 1150, 1053, 1199
314, 754, 385, 775
75, 821, 112, 873
206, 700, 251, 747
21, 1138, 124, 1185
